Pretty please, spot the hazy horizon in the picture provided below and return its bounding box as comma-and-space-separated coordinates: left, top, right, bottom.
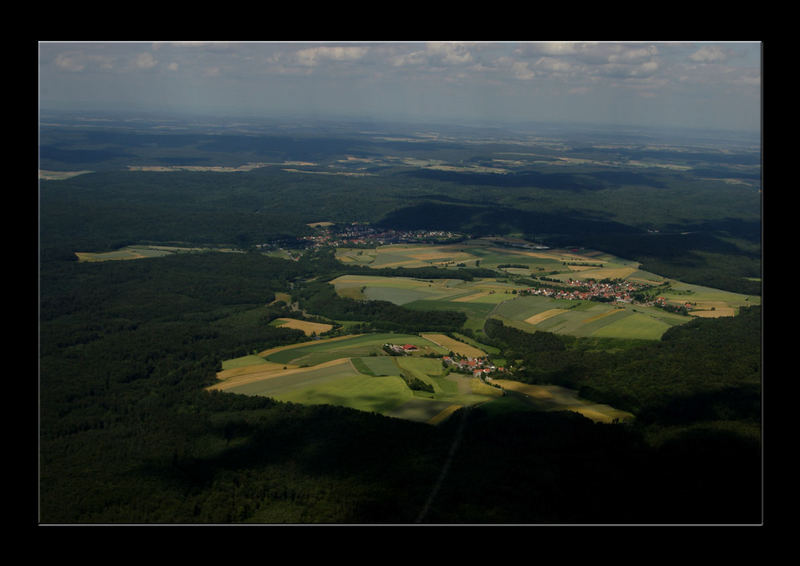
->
38, 41, 762, 135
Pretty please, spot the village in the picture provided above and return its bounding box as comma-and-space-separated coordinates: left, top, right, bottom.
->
520, 277, 641, 303
518, 277, 686, 312
300, 223, 464, 248
383, 342, 506, 380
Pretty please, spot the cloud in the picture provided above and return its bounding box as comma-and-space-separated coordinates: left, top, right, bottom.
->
294, 45, 369, 66
425, 42, 473, 65
54, 52, 85, 72
534, 56, 573, 73
52, 50, 116, 72
134, 52, 158, 70
511, 61, 535, 80
689, 45, 728, 63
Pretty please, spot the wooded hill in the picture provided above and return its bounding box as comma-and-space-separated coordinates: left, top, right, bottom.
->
39, 249, 762, 523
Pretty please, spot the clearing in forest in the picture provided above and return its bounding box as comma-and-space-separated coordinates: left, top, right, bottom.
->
272, 318, 334, 336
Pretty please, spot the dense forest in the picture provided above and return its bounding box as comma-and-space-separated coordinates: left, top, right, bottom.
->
38, 117, 762, 524
39, 117, 761, 295
39, 248, 762, 524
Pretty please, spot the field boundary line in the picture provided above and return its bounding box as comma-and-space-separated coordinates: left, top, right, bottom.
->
416, 406, 470, 524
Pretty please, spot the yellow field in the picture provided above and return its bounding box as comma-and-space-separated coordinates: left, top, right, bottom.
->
524, 308, 568, 325
427, 404, 463, 425
256, 334, 363, 358
209, 357, 352, 391
451, 291, 490, 302
274, 318, 334, 336
580, 308, 625, 324
491, 380, 634, 424
575, 266, 638, 280
690, 307, 736, 318
421, 334, 486, 358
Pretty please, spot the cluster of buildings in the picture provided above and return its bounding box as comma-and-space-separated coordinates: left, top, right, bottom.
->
301, 224, 463, 248
442, 355, 504, 378
383, 343, 419, 355
520, 277, 645, 304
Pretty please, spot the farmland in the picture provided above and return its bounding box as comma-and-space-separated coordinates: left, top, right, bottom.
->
270, 318, 334, 336
211, 333, 505, 423
39, 112, 761, 524
329, 238, 759, 341
204, 235, 759, 424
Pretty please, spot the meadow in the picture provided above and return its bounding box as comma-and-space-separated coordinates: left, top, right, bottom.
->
75, 244, 242, 262
488, 295, 689, 340
212, 333, 503, 423
331, 239, 759, 341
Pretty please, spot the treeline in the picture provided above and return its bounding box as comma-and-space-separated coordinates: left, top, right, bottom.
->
346, 264, 497, 281
291, 280, 466, 333
484, 307, 762, 427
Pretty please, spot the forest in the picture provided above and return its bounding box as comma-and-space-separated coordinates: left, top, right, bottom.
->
38, 116, 762, 524
39, 247, 761, 524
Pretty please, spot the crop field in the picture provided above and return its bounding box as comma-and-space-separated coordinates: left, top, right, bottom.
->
420, 333, 487, 358
336, 244, 480, 269
523, 308, 569, 325
491, 380, 635, 423
75, 246, 174, 262
263, 333, 447, 366
214, 333, 503, 423
75, 245, 242, 262
271, 318, 334, 336
213, 239, 757, 422
658, 280, 760, 316
490, 295, 688, 339
331, 274, 524, 307
335, 239, 641, 274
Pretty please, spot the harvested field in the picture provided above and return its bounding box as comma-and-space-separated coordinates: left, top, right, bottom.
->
492, 380, 634, 423
208, 357, 339, 392
39, 170, 93, 180
451, 291, 490, 302
427, 404, 463, 425
256, 334, 363, 358
387, 399, 457, 423
580, 308, 625, 324
273, 318, 334, 336
690, 307, 736, 318
421, 333, 486, 358
524, 308, 568, 325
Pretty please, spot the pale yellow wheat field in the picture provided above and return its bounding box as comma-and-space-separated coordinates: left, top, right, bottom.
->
524, 309, 568, 325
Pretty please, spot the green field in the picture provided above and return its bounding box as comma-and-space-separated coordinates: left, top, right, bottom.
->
329, 239, 756, 341
489, 295, 689, 339
263, 333, 447, 366
221, 341, 501, 422
219, 239, 758, 420
222, 355, 269, 371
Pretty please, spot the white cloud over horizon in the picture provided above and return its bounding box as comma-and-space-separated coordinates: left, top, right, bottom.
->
38, 41, 762, 133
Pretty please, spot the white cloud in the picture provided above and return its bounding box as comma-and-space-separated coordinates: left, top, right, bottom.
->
608, 44, 659, 63
295, 45, 369, 66
134, 52, 158, 70
534, 56, 573, 73
425, 43, 473, 65
390, 49, 427, 67
511, 61, 535, 80
54, 52, 85, 72
689, 45, 728, 63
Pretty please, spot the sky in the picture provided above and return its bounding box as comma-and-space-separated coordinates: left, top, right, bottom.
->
38, 41, 762, 133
